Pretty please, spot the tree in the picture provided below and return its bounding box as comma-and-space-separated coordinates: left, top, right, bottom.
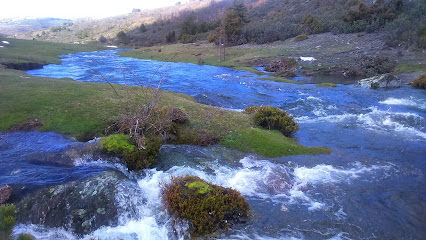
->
223, 9, 243, 44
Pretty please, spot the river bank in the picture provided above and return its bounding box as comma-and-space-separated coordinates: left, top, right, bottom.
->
120, 32, 426, 83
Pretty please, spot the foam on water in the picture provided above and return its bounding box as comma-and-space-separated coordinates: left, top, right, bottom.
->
379, 97, 426, 109
12, 156, 392, 239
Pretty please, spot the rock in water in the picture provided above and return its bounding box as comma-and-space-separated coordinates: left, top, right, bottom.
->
0, 185, 12, 204
16, 171, 135, 236
358, 74, 402, 89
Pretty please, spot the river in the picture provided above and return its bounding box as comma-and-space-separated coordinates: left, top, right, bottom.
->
1, 50, 424, 239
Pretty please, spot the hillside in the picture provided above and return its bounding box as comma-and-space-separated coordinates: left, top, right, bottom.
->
16, 0, 425, 50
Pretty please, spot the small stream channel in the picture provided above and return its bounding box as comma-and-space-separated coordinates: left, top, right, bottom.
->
0, 50, 424, 239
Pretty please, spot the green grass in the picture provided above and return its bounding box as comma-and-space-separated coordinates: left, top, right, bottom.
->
260, 77, 302, 84
394, 63, 426, 73
222, 128, 331, 158
233, 66, 268, 75
0, 38, 103, 65
315, 83, 337, 87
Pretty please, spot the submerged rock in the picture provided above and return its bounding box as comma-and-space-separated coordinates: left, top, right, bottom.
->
358, 74, 402, 89
0, 185, 12, 204
16, 171, 129, 235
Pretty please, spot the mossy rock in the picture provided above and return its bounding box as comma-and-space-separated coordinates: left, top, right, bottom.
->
17, 233, 35, 240
411, 74, 426, 89
162, 175, 250, 237
100, 134, 135, 156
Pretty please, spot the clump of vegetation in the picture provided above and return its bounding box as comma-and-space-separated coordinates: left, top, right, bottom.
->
17, 234, 35, 240
162, 175, 250, 237
245, 106, 299, 137
264, 57, 298, 77
293, 34, 308, 42
104, 106, 191, 171
345, 56, 396, 77
411, 74, 426, 89
0, 204, 15, 240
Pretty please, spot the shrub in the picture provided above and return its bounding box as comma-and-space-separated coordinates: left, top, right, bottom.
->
17, 234, 35, 240
162, 175, 250, 237
245, 106, 299, 137
0, 204, 15, 240
99, 35, 107, 43
264, 57, 298, 77
293, 34, 308, 42
299, 14, 322, 35
345, 56, 396, 77
411, 74, 426, 89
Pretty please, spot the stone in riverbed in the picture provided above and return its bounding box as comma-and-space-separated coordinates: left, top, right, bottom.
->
0, 185, 12, 204
358, 74, 402, 89
15, 171, 140, 236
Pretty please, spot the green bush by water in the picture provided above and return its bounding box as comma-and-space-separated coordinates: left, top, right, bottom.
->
245, 106, 299, 137
411, 74, 426, 89
0, 204, 16, 240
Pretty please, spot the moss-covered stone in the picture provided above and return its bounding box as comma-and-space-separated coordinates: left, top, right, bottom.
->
162, 175, 250, 237
17, 233, 35, 240
411, 74, 426, 89
100, 134, 135, 156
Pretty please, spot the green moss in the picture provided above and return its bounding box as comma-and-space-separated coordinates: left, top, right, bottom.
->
162, 175, 250, 237
185, 181, 212, 194
0, 204, 16, 240
222, 128, 331, 158
315, 83, 337, 87
101, 134, 135, 156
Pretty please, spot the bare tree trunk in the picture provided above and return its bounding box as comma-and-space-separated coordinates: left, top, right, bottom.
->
219, 36, 222, 62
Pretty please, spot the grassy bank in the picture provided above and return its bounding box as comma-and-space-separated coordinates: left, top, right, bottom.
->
0, 38, 104, 66
0, 39, 330, 157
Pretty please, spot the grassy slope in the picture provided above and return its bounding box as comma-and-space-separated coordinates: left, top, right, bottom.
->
0, 39, 330, 157
0, 38, 104, 65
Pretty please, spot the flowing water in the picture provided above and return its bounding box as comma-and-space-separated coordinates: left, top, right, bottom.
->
1, 50, 424, 239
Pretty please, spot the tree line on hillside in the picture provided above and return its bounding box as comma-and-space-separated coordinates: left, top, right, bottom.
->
111, 0, 425, 48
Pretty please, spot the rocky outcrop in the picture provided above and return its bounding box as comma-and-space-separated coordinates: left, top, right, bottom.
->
358, 74, 402, 89
0, 185, 12, 204
16, 171, 131, 236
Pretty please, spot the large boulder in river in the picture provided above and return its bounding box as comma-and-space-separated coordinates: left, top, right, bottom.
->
15, 171, 137, 236
0, 185, 12, 204
358, 74, 402, 89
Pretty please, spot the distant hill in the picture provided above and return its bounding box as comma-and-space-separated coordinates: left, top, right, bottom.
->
0, 18, 72, 36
